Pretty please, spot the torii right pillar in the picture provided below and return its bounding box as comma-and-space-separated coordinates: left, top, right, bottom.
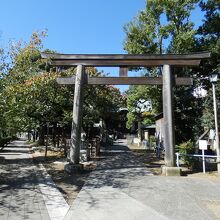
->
162, 64, 181, 176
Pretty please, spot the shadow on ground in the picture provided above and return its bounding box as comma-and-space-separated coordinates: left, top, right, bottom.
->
83, 142, 154, 190
0, 145, 53, 219
32, 151, 91, 205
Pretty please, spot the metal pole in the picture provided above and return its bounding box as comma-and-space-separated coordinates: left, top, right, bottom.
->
212, 83, 220, 172
202, 149, 206, 173
176, 153, 180, 167
70, 65, 84, 164
163, 65, 175, 167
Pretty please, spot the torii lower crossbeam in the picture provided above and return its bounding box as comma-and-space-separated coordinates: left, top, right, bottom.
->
56, 76, 192, 86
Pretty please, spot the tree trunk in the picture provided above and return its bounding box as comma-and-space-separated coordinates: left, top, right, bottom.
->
28, 131, 31, 141
33, 129, 36, 142
63, 131, 67, 157
138, 120, 142, 140
38, 125, 45, 146
52, 123, 57, 147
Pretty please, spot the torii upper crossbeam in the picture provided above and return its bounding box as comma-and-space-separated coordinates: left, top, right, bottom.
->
41, 52, 210, 67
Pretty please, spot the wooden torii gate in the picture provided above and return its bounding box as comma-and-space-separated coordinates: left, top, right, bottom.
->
41, 52, 210, 171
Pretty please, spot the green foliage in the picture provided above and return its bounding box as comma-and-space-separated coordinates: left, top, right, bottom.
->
196, 0, 220, 131
1, 31, 49, 133
176, 140, 194, 154
124, 0, 198, 54
176, 140, 196, 168
124, 0, 200, 142
124, 2, 163, 54
123, 0, 220, 144
0, 31, 125, 139
126, 85, 162, 128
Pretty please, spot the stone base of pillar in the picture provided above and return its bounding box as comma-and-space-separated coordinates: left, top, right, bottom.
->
64, 163, 83, 174
161, 165, 182, 176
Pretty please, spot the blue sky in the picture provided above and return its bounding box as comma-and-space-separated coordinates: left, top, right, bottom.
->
0, 0, 205, 91
0, 0, 146, 53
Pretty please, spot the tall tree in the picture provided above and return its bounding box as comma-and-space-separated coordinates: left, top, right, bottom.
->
2, 31, 125, 144
124, 0, 201, 143
197, 0, 220, 130
0, 47, 7, 137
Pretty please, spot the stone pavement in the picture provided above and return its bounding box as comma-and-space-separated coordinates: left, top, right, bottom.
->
1, 139, 220, 220
65, 140, 220, 220
0, 140, 69, 220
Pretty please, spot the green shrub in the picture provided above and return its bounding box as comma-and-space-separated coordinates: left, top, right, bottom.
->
176, 141, 198, 169
177, 140, 194, 154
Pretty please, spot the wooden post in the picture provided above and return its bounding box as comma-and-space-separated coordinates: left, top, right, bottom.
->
70, 65, 84, 164
162, 65, 175, 167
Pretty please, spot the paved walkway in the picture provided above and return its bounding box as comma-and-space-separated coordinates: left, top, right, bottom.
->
0, 140, 69, 220
65, 140, 220, 220
1, 139, 220, 220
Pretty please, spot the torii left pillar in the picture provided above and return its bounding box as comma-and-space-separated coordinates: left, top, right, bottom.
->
163, 65, 175, 167
162, 64, 181, 176
68, 65, 84, 170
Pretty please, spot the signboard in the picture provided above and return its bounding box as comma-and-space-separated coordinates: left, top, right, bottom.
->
199, 140, 208, 150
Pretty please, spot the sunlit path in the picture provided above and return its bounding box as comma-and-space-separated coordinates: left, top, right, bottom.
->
64, 140, 220, 220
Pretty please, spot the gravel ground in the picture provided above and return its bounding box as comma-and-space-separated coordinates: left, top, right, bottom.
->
32, 150, 92, 205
